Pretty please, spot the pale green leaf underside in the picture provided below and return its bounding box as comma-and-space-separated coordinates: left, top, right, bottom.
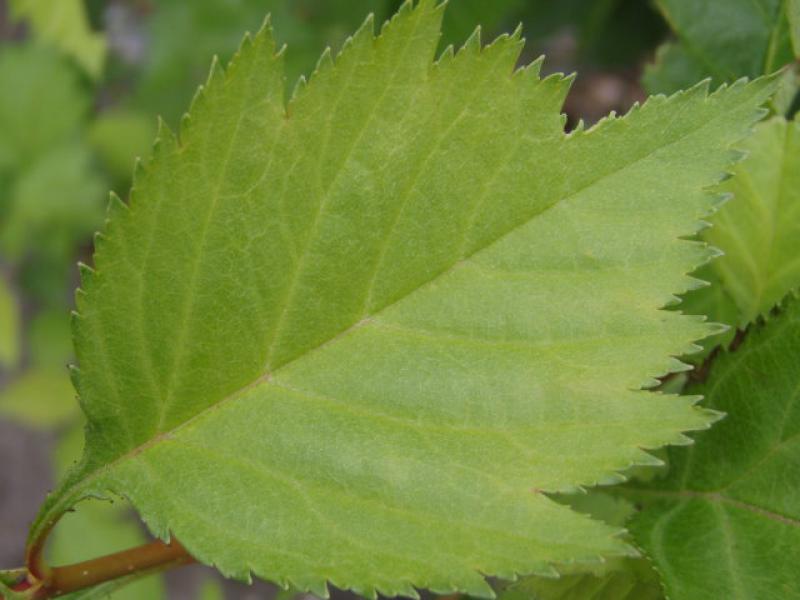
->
37, 2, 776, 597
627, 298, 800, 599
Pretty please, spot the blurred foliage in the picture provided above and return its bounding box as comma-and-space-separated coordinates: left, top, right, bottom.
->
88, 108, 156, 184
9, 0, 107, 77
0, 275, 19, 368
0, 43, 104, 304
129, 0, 397, 124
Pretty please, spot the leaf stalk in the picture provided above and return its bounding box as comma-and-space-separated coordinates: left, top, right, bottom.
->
8, 539, 193, 599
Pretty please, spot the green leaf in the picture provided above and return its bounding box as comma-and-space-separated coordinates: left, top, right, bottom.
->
9, 0, 106, 78
685, 116, 800, 336
644, 0, 799, 94
34, 2, 776, 597
626, 296, 800, 600
0, 275, 20, 369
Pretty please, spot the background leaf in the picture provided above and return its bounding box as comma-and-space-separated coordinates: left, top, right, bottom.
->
644, 0, 799, 94
626, 296, 800, 600
679, 116, 800, 356
705, 117, 800, 322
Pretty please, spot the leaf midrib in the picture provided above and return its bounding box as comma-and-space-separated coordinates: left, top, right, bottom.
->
48, 86, 744, 533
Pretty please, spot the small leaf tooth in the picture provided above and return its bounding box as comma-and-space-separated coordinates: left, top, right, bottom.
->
132, 156, 145, 182
68, 363, 81, 391
255, 13, 273, 39
484, 27, 524, 72
521, 562, 558, 579
206, 54, 224, 88
92, 231, 108, 254
641, 376, 661, 388
668, 357, 693, 373
672, 433, 695, 446
436, 43, 455, 65
179, 112, 192, 139
107, 191, 127, 217
384, 0, 414, 35
521, 54, 544, 79
308, 579, 329, 598
186, 83, 207, 121
596, 472, 626, 486
665, 293, 683, 307
706, 321, 731, 337
314, 46, 334, 77
78, 262, 95, 281
460, 25, 482, 54
703, 408, 726, 425
289, 74, 307, 102
712, 191, 733, 207
153, 117, 177, 155
637, 451, 665, 467
340, 25, 374, 71
460, 574, 495, 599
